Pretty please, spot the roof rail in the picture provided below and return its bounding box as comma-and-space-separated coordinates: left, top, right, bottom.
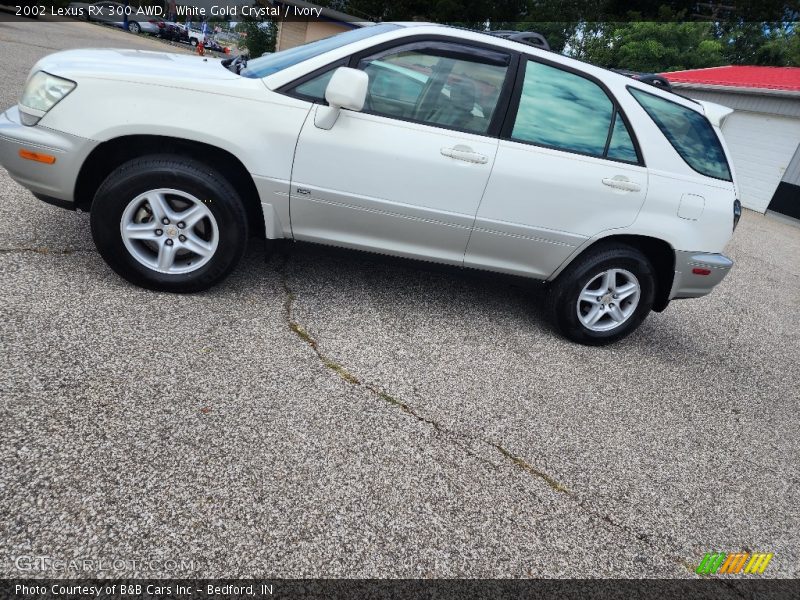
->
613, 70, 673, 91
487, 30, 550, 51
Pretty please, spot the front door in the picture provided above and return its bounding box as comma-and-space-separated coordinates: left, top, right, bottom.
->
287, 40, 514, 265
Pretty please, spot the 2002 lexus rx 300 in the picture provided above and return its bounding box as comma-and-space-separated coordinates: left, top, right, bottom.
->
0, 22, 741, 344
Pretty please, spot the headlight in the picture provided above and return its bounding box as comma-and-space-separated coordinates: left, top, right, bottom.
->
19, 71, 76, 126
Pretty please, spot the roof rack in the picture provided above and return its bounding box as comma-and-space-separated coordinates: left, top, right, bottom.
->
482, 34, 675, 93
487, 30, 550, 51
613, 70, 673, 91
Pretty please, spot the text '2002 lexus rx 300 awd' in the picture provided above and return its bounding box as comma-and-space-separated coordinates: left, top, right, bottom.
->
0, 23, 741, 344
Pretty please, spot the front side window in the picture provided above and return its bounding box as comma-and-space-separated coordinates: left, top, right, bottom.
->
360, 54, 428, 118
290, 42, 510, 135
629, 87, 731, 181
356, 43, 510, 135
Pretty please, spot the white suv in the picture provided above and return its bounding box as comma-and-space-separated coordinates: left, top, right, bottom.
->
0, 23, 740, 344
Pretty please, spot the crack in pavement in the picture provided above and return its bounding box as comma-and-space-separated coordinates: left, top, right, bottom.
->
277, 252, 569, 492
277, 253, 501, 472
275, 251, 696, 574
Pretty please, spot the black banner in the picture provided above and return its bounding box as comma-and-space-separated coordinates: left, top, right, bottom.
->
1, 580, 799, 600
1, 1, 799, 23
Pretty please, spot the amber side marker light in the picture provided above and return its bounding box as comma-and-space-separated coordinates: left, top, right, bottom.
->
19, 149, 56, 164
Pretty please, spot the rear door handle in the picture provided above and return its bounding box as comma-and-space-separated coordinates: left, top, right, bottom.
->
602, 176, 641, 192
441, 145, 488, 164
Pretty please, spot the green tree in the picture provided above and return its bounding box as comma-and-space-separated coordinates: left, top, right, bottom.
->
237, 15, 276, 57
345, 0, 529, 24
578, 8, 724, 72
719, 21, 800, 66
789, 31, 800, 65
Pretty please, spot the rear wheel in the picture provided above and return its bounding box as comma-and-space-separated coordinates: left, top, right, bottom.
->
548, 244, 655, 345
91, 155, 248, 293
128, 21, 141, 34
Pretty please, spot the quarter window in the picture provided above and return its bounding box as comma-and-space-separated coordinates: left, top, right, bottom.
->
629, 87, 731, 181
511, 60, 638, 163
606, 113, 638, 162
293, 69, 337, 100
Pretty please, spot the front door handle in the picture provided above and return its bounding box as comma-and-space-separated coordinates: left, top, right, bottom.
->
602, 175, 641, 192
441, 145, 489, 164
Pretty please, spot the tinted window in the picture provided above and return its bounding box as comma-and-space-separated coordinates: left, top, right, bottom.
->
512, 61, 613, 157
293, 69, 337, 100
291, 57, 428, 107
365, 60, 427, 106
606, 114, 638, 162
241, 24, 399, 78
356, 44, 510, 135
630, 88, 731, 180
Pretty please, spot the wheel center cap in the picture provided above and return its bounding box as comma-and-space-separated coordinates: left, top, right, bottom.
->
601, 293, 613, 306
165, 226, 178, 238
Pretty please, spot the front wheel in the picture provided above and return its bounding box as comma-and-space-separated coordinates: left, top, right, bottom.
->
547, 244, 655, 345
91, 156, 248, 293
127, 21, 141, 34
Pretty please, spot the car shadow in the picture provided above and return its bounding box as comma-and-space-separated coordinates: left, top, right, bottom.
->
227, 238, 558, 335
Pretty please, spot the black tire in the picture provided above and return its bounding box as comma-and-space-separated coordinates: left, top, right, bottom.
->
90, 155, 248, 293
547, 244, 655, 345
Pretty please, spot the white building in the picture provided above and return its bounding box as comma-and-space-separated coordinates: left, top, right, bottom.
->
664, 66, 800, 222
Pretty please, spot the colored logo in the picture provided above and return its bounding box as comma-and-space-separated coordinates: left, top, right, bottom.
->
696, 552, 773, 575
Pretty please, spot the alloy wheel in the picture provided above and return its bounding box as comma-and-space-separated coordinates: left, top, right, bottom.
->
119, 188, 219, 275
576, 268, 641, 332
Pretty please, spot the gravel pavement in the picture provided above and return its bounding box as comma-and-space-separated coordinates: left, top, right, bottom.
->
1, 15, 798, 579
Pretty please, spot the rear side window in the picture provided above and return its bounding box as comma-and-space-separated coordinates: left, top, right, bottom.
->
629, 88, 731, 181
511, 60, 639, 163
512, 61, 612, 156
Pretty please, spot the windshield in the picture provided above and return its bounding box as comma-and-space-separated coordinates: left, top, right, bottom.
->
240, 23, 400, 79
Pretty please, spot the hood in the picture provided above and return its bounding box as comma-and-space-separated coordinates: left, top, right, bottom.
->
31, 48, 239, 85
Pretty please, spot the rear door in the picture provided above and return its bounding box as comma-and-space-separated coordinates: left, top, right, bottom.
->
286, 39, 515, 265
465, 58, 649, 278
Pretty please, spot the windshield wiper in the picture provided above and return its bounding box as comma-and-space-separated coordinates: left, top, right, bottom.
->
222, 55, 248, 74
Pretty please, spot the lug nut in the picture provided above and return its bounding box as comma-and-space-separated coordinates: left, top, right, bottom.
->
177, 222, 185, 229
179, 234, 186, 242
613, 294, 618, 299
155, 229, 163, 236
162, 218, 169, 225
165, 239, 174, 246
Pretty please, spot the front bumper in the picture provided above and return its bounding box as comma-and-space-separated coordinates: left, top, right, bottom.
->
0, 105, 97, 205
670, 251, 734, 299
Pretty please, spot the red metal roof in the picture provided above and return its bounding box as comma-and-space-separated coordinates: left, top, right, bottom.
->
661, 66, 800, 92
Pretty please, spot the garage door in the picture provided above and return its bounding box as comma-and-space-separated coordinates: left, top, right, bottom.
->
721, 111, 800, 212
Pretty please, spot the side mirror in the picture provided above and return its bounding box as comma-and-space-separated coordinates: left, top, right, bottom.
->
314, 67, 369, 130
